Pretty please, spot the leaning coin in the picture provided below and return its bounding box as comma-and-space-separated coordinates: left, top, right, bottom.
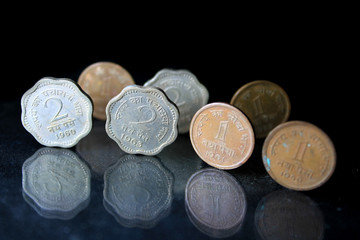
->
21, 77, 93, 148
185, 168, 246, 238
105, 85, 179, 155
22, 148, 91, 214
144, 69, 208, 133
230, 80, 291, 138
78, 61, 135, 120
189, 103, 255, 170
262, 121, 336, 191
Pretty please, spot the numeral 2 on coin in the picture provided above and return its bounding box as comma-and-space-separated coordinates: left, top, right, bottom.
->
45, 98, 68, 123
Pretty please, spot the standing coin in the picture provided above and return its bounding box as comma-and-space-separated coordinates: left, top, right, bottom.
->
105, 85, 179, 155
78, 62, 135, 120
189, 103, 255, 170
230, 80, 291, 138
144, 69, 208, 133
262, 121, 336, 191
21, 77, 93, 148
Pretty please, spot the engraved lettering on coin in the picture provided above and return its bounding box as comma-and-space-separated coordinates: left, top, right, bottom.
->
262, 121, 336, 191
190, 103, 255, 170
21, 77, 93, 148
105, 85, 179, 155
144, 69, 208, 133
185, 168, 246, 238
78, 62, 135, 120
230, 80, 291, 138
255, 190, 324, 240
103, 155, 173, 228
22, 148, 91, 217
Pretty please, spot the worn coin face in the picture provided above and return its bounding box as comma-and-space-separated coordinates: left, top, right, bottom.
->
255, 190, 324, 240
144, 69, 208, 133
106, 85, 179, 155
189, 103, 255, 169
185, 168, 246, 238
21, 77, 93, 148
230, 80, 291, 138
22, 148, 91, 213
103, 155, 173, 228
78, 62, 135, 120
262, 121, 336, 191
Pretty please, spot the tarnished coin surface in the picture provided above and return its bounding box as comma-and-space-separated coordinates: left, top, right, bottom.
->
105, 85, 179, 155
144, 69, 208, 133
78, 62, 135, 120
21, 77, 93, 148
22, 148, 91, 214
262, 121, 336, 191
255, 190, 324, 240
230, 80, 291, 138
189, 103, 255, 169
103, 155, 173, 228
185, 168, 246, 238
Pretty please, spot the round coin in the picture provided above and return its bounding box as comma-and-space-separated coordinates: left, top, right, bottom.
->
22, 148, 91, 213
144, 69, 208, 133
262, 121, 336, 191
78, 62, 135, 120
230, 80, 291, 138
105, 85, 179, 155
21, 77, 93, 148
185, 168, 246, 238
189, 103, 255, 169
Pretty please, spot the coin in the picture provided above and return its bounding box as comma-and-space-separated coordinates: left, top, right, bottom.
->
78, 61, 135, 120
262, 121, 336, 191
21, 77, 93, 148
255, 190, 324, 240
22, 148, 91, 214
189, 102, 255, 169
105, 85, 179, 155
230, 80, 291, 138
144, 69, 208, 133
185, 168, 246, 238
103, 155, 173, 228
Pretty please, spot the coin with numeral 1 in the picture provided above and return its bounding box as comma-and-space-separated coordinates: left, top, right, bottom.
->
189, 103, 255, 170
262, 121, 336, 191
21, 77, 93, 148
144, 69, 208, 133
105, 85, 179, 155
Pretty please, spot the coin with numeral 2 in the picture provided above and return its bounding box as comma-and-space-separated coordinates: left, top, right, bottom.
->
21, 77, 93, 148
105, 85, 179, 155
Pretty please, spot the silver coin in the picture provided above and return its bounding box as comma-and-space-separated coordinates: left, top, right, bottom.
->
144, 69, 208, 133
185, 168, 246, 238
22, 148, 91, 214
21, 77, 93, 148
105, 85, 179, 155
103, 155, 173, 228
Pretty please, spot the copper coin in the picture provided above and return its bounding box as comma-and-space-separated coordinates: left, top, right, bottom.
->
262, 121, 336, 191
78, 62, 135, 120
230, 80, 291, 138
189, 103, 255, 170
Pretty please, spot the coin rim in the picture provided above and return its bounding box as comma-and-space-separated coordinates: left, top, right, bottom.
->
230, 80, 291, 138
262, 120, 336, 191
105, 85, 179, 156
21, 77, 93, 148
189, 102, 255, 169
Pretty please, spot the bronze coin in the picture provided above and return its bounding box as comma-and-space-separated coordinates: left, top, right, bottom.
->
189, 103, 255, 170
262, 121, 336, 191
230, 80, 291, 138
78, 62, 135, 120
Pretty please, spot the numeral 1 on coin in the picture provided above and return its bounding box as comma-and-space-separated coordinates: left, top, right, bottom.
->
253, 96, 264, 116
293, 142, 308, 162
215, 121, 229, 141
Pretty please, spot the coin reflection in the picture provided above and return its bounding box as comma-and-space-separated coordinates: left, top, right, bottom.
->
255, 190, 324, 240
185, 168, 246, 238
22, 148, 91, 220
76, 120, 126, 177
103, 155, 173, 229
